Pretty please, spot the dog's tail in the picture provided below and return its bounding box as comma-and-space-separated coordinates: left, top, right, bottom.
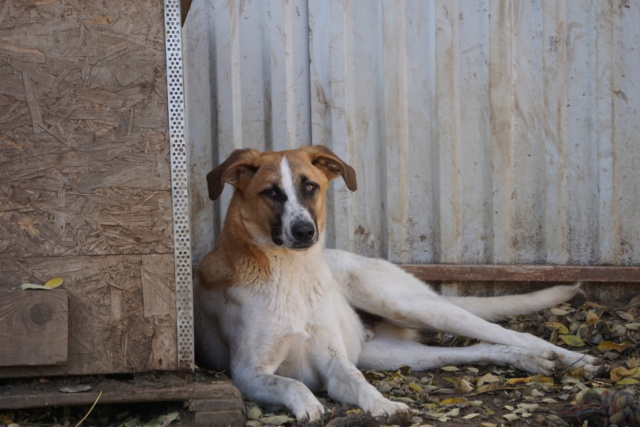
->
443, 284, 583, 322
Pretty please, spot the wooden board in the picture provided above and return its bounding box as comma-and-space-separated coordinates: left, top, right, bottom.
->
0, 373, 244, 426
0, 255, 176, 377
401, 264, 640, 283
0, 380, 240, 410
0, 290, 68, 367
0, 1, 179, 376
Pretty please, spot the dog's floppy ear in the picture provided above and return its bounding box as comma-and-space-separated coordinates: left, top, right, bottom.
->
206, 149, 261, 200
302, 145, 357, 191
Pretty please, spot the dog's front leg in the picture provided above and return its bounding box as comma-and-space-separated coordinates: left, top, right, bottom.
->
232, 367, 325, 423
314, 343, 412, 424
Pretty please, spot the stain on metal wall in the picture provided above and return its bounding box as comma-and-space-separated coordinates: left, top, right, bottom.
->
184, 0, 640, 266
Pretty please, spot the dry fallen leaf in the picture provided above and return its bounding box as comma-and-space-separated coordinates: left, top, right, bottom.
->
20, 283, 52, 290
59, 385, 92, 393
44, 277, 63, 288
597, 340, 632, 352
558, 334, 586, 347
586, 311, 600, 325
610, 366, 638, 382
455, 378, 474, 393
616, 378, 639, 385
476, 373, 501, 387
506, 377, 531, 386
545, 322, 569, 334
439, 397, 467, 405
502, 413, 519, 421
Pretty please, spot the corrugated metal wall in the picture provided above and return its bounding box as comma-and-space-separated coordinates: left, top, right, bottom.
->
184, 0, 640, 267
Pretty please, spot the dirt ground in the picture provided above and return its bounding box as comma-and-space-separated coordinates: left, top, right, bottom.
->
2, 294, 639, 427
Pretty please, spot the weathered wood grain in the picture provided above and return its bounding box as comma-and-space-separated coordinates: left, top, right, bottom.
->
0, 379, 241, 409
401, 264, 640, 283
0, 290, 68, 367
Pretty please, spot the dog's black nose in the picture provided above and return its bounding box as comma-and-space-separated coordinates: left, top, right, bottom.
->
291, 221, 316, 243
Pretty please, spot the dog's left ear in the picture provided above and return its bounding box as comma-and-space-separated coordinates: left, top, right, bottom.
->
302, 145, 357, 191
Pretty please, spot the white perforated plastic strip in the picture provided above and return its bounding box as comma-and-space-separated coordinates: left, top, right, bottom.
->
163, 0, 194, 371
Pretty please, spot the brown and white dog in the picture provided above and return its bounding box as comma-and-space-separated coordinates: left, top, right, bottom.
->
194, 145, 603, 423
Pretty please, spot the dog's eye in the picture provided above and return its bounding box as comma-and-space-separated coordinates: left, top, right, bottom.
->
261, 187, 285, 202
304, 183, 318, 193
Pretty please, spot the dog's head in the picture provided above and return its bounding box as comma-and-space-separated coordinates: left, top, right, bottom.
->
207, 145, 357, 250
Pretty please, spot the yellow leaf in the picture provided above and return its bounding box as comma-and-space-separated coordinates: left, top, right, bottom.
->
567, 365, 585, 378
616, 378, 640, 385
586, 311, 600, 326
610, 366, 638, 382
439, 397, 467, 405
597, 341, 632, 353
0, 414, 14, 424
530, 374, 554, 384
440, 366, 460, 372
550, 308, 569, 316
559, 334, 586, 347
545, 322, 569, 334
44, 277, 63, 288
507, 377, 531, 386
408, 382, 422, 393
463, 413, 480, 420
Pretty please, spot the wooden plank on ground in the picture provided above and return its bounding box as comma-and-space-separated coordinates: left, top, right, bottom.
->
0, 380, 240, 410
0, 290, 68, 367
401, 264, 640, 283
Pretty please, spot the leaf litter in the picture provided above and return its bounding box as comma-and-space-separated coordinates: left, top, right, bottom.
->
4, 295, 640, 426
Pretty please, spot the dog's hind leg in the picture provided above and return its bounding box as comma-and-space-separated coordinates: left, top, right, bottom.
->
359, 335, 562, 376
327, 250, 604, 377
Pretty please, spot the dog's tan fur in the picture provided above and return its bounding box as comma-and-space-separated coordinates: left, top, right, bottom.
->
195, 145, 603, 423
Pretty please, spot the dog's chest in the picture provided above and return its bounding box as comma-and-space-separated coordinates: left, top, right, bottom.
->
238, 256, 363, 381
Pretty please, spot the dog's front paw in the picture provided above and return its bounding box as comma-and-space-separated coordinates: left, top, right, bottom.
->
370, 400, 412, 425
293, 400, 325, 423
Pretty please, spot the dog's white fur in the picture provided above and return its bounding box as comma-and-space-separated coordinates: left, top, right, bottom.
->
195, 146, 603, 423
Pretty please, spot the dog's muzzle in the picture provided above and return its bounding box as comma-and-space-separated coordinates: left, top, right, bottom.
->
274, 219, 318, 250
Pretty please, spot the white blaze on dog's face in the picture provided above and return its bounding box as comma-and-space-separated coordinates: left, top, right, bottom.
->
206, 146, 357, 251
267, 155, 319, 249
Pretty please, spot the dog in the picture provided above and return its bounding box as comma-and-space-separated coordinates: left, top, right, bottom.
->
194, 145, 603, 423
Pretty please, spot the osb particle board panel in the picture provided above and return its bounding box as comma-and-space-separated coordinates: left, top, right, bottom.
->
0, 0, 172, 257
0, 255, 176, 377
0, 0, 179, 376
